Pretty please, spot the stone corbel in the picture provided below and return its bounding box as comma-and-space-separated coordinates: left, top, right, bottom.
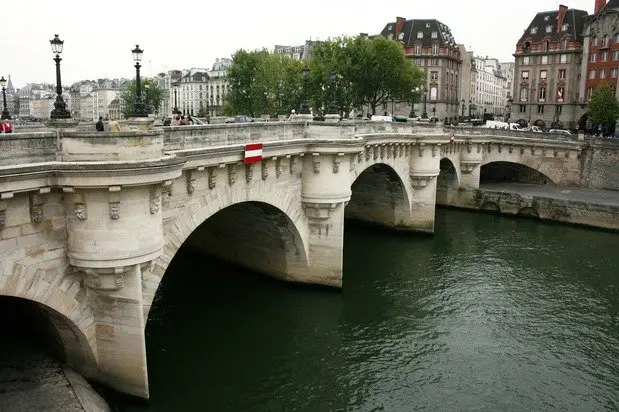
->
245, 163, 254, 183
509, 145, 514, 154
365, 146, 371, 161
542, 147, 547, 157
228, 163, 237, 185
373, 146, 379, 161
467, 142, 472, 153
380, 145, 385, 159
477, 144, 481, 153
399, 145, 404, 158
78, 266, 126, 291
289, 155, 297, 175
0, 209, 5, 231
432, 145, 438, 157
312, 153, 321, 174
161, 180, 173, 204
29, 189, 47, 224
333, 153, 344, 174
358, 151, 363, 163
520, 146, 525, 155
275, 157, 284, 178
487, 143, 492, 153
108, 186, 121, 220
302, 202, 338, 221
208, 166, 218, 189
409, 175, 435, 189
418, 143, 426, 157
149, 185, 161, 215
460, 161, 481, 174
531, 147, 536, 156
186, 170, 196, 194
261, 159, 269, 180
553, 149, 558, 158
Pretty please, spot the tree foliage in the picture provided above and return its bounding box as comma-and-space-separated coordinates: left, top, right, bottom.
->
224, 49, 304, 117
308, 36, 425, 115
121, 78, 165, 119
588, 81, 619, 127
224, 35, 424, 117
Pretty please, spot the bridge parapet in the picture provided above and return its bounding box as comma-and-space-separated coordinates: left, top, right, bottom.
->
0, 131, 58, 166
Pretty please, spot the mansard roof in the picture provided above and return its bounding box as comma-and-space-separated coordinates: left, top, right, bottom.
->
518, 8, 588, 45
380, 18, 457, 48
604, 0, 619, 10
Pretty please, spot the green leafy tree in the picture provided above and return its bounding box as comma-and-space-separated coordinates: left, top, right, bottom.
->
121, 78, 165, 119
224, 49, 304, 117
588, 81, 619, 131
309, 36, 425, 115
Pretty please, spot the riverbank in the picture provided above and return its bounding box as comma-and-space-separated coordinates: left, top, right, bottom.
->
438, 182, 619, 231
0, 337, 111, 412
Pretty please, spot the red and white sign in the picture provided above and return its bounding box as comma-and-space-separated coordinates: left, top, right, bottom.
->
244, 143, 263, 164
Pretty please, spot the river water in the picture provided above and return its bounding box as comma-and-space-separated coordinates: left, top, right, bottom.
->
112, 209, 619, 412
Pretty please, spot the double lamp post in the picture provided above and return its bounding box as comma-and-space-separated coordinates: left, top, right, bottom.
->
0, 76, 10, 120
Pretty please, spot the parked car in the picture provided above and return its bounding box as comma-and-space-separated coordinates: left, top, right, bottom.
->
224, 115, 254, 123
549, 129, 573, 136
392, 115, 408, 123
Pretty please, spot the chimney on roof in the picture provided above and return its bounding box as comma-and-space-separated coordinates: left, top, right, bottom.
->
395, 17, 406, 41
594, 0, 606, 13
557, 4, 568, 32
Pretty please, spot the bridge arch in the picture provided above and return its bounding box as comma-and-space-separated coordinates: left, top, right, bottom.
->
480, 160, 557, 185
146, 185, 309, 320
438, 157, 461, 190
346, 162, 413, 229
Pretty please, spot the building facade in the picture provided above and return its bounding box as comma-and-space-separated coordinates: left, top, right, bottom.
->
581, 0, 619, 107
513, 4, 588, 129
380, 17, 462, 121
472, 56, 509, 118
274, 40, 322, 61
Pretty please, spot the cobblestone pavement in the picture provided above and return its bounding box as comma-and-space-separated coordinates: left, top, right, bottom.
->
0, 337, 85, 412
482, 183, 619, 207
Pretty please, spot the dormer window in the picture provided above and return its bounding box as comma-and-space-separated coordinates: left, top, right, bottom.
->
592, 36, 598, 45
388, 25, 393, 30
546, 25, 553, 33
417, 31, 423, 39
561, 24, 569, 31
431, 31, 438, 38
398, 32, 404, 40
531, 27, 538, 34
544, 15, 550, 21
426, 23, 430, 28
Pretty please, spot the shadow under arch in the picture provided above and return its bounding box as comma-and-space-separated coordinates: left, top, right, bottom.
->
346, 163, 412, 229
0, 296, 98, 378
480, 161, 556, 185
438, 157, 460, 190
147, 201, 309, 321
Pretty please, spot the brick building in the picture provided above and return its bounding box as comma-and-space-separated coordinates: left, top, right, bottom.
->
513, 5, 588, 129
380, 17, 462, 121
580, 0, 619, 111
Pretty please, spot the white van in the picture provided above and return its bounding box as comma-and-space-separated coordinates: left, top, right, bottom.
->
370, 115, 393, 122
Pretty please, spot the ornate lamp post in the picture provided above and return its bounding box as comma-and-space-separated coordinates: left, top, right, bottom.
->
468, 99, 472, 118
432, 105, 436, 121
421, 89, 428, 119
0, 76, 10, 120
263, 88, 269, 116
172, 85, 180, 115
409, 87, 420, 118
131, 45, 148, 117
460, 98, 465, 119
328, 71, 338, 115
300, 66, 310, 114
49, 34, 71, 119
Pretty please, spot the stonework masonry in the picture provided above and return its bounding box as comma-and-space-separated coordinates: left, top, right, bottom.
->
0, 121, 617, 400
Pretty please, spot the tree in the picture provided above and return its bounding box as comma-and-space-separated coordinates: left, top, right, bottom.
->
588, 81, 619, 133
224, 49, 304, 117
121, 78, 165, 119
309, 36, 425, 115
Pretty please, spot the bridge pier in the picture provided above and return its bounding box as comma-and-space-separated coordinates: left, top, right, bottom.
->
408, 143, 440, 233
459, 142, 483, 189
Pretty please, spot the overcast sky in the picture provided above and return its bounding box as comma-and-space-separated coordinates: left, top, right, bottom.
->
3, 0, 594, 88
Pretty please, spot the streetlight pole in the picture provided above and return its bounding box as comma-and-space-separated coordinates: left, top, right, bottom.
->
409, 87, 419, 118
460, 98, 465, 119
300, 66, 310, 114
131, 45, 147, 117
422, 90, 428, 119
49, 34, 71, 119
172, 85, 180, 115
328, 71, 338, 115
468, 99, 472, 118
0, 77, 10, 120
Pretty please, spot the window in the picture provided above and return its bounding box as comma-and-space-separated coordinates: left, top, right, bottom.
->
431, 31, 438, 38
430, 86, 438, 101
612, 68, 618, 78
520, 87, 528, 101
537, 105, 544, 114
540, 70, 547, 80
603, 36, 609, 47
521, 70, 529, 80
600, 69, 607, 79
559, 54, 567, 63
541, 55, 548, 64
523, 56, 530, 65
561, 24, 568, 31
544, 15, 550, 21
531, 27, 538, 34
587, 87, 593, 100
545, 25, 553, 33
562, 40, 568, 50
592, 36, 598, 46
558, 69, 566, 80
589, 69, 596, 79
538, 87, 546, 101
430, 71, 439, 81
615, 33, 619, 43
415, 45, 421, 55
602, 51, 608, 62
614, 51, 619, 60
415, 58, 422, 66
432, 44, 439, 55
591, 53, 597, 62
417, 31, 423, 39
557, 87, 565, 101
519, 105, 526, 113
542, 41, 549, 51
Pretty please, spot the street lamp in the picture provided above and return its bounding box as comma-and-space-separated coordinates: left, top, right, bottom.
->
328, 71, 338, 115
263, 88, 269, 116
468, 99, 472, 118
172, 85, 180, 115
409, 87, 420, 118
49, 34, 71, 119
432, 105, 436, 121
460, 98, 465, 119
300, 66, 310, 114
422, 89, 428, 119
0, 76, 10, 120
131, 44, 148, 117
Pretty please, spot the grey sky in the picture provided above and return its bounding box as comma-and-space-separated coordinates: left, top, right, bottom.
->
3, 0, 594, 88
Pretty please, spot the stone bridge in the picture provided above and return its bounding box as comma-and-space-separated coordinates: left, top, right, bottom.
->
0, 120, 616, 399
